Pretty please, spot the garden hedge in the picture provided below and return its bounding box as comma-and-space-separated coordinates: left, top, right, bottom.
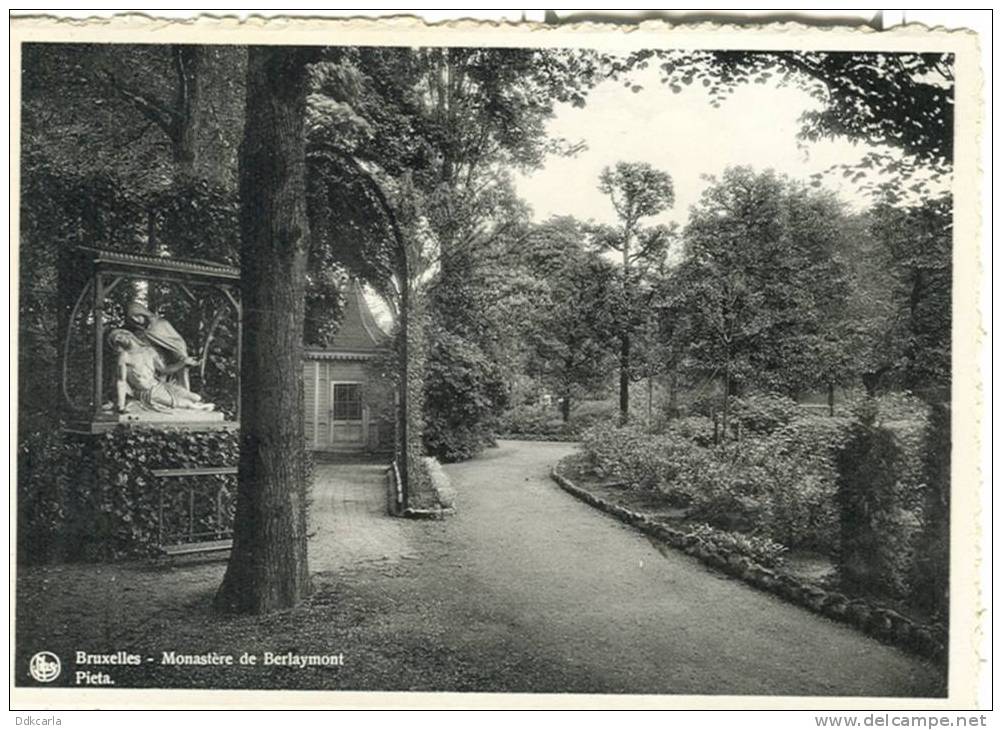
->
17, 425, 239, 563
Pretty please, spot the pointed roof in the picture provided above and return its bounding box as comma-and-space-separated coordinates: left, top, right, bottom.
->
310, 279, 390, 357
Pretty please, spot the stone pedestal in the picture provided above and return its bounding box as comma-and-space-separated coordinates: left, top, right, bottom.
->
66, 408, 231, 434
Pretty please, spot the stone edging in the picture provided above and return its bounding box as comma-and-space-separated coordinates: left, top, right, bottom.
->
385, 467, 455, 520
495, 433, 580, 442
551, 465, 947, 663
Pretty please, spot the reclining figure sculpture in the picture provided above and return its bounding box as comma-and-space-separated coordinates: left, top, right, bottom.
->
107, 328, 214, 414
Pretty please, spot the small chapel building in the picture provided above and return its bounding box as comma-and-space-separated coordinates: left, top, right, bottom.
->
303, 280, 395, 454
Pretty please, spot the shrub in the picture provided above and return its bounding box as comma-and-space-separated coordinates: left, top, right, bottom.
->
687, 522, 788, 568
840, 390, 931, 423
772, 415, 855, 460
563, 402, 619, 437
661, 415, 717, 446
423, 327, 508, 463
835, 401, 925, 598
498, 400, 618, 440
581, 422, 695, 495
730, 393, 799, 435
580, 397, 932, 567
673, 445, 771, 529
497, 403, 564, 436
583, 420, 844, 552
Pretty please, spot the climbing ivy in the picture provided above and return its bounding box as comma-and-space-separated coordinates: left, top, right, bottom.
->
17, 426, 239, 563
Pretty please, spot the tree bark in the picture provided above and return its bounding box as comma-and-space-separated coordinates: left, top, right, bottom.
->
618, 220, 633, 423
618, 334, 630, 422
172, 45, 202, 178
215, 47, 314, 615
667, 370, 679, 418
721, 355, 731, 441
560, 393, 571, 423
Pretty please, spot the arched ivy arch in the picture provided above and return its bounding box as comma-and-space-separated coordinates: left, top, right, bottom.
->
306, 145, 421, 510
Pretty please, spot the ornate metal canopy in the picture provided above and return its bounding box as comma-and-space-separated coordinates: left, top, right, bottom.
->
62, 246, 242, 433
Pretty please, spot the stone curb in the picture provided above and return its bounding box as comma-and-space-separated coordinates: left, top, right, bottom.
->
495, 433, 581, 442
550, 465, 947, 663
385, 466, 455, 520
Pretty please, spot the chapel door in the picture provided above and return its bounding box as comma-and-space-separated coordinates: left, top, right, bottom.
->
330, 382, 366, 449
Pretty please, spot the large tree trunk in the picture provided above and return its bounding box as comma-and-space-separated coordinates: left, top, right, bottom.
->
215, 47, 314, 615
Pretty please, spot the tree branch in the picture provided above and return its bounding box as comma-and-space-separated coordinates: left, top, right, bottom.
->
100, 69, 181, 142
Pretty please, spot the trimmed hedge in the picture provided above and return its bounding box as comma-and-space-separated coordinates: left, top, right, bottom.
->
17, 426, 239, 562
835, 399, 932, 600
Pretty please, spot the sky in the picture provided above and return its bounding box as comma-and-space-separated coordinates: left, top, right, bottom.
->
512, 65, 938, 230
372, 62, 948, 328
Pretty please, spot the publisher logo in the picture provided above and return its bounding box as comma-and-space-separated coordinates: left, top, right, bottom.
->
28, 652, 61, 683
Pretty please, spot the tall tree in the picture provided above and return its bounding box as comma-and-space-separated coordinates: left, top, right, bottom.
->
670, 167, 851, 433
18, 44, 246, 429
869, 195, 952, 396
594, 161, 675, 421
215, 46, 316, 614
522, 217, 619, 421
102, 45, 205, 178
304, 47, 610, 459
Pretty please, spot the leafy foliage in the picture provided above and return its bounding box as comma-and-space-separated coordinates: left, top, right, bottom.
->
869, 196, 952, 395
422, 324, 509, 462
521, 217, 620, 417
582, 421, 698, 494
581, 411, 858, 553
593, 162, 677, 420
303, 47, 615, 461
597, 162, 676, 236
910, 402, 950, 619
687, 523, 789, 569
730, 393, 800, 435
627, 50, 954, 180
21, 43, 245, 190
659, 167, 853, 404
18, 427, 239, 563
834, 401, 928, 598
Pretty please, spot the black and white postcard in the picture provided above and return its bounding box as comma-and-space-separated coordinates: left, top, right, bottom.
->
9, 14, 985, 710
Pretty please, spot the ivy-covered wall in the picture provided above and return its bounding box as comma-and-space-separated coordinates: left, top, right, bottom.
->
17, 425, 239, 563
398, 294, 433, 508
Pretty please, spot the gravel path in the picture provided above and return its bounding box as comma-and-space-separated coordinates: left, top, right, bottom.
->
398, 440, 943, 696
15, 440, 943, 696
